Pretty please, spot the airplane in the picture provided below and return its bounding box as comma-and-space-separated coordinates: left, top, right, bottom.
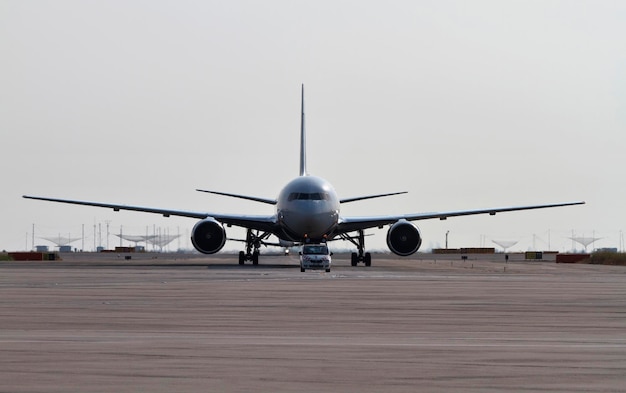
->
23, 85, 585, 266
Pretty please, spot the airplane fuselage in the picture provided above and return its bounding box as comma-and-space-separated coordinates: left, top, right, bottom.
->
276, 175, 340, 242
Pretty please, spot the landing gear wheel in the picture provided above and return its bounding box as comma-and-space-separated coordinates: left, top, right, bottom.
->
325, 268, 331, 273
364, 252, 372, 267
238, 251, 245, 265
252, 251, 259, 265
301, 267, 305, 272
351, 253, 358, 267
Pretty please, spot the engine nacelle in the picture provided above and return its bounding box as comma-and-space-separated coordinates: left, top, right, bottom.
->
386, 220, 422, 256
191, 218, 227, 254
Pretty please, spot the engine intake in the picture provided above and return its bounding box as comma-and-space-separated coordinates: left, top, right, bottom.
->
191, 218, 227, 254
386, 220, 422, 256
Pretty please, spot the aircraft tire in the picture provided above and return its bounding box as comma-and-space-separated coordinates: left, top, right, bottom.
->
351, 253, 358, 266
238, 251, 245, 265
364, 252, 372, 267
252, 251, 259, 265
301, 267, 305, 272
325, 268, 331, 273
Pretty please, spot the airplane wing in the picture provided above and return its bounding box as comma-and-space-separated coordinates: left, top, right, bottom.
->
196, 189, 277, 205
337, 201, 585, 234
340, 191, 408, 204
196, 189, 409, 206
22, 195, 277, 233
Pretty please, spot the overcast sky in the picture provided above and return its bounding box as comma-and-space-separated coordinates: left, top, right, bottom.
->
1, 1, 624, 253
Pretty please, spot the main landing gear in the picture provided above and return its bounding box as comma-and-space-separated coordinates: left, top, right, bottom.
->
238, 250, 259, 265
340, 229, 372, 267
238, 229, 271, 265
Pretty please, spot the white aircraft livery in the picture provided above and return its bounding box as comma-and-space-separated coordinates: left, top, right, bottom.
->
24, 85, 585, 266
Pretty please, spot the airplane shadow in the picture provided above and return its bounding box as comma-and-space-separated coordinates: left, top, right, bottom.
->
205, 263, 298, 270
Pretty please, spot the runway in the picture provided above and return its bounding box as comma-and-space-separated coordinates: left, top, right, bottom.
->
1, 253, 625, 392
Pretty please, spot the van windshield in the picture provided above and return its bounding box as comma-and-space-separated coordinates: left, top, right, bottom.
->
302, 245, 329, 255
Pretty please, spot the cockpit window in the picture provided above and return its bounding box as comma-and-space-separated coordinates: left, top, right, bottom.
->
288, 192, 330, 201
302, 245, 329, 255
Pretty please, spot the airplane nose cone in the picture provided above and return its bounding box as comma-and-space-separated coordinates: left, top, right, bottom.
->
302, 212, 334, 236
280, 210, 338, 241
276, 175, 340, 241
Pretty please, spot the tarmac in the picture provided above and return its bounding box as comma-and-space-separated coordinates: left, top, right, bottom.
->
1, 252, 625, 392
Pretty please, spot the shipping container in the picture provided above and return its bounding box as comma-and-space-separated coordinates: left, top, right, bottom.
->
8, 252, 60, 261
556, 254, 590, 263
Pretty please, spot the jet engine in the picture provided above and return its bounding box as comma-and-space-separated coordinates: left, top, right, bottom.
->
190, 218, 227, 254
386, 219, 422, 256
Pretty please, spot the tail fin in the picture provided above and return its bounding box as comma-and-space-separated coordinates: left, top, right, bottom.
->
299, 84, 307, 176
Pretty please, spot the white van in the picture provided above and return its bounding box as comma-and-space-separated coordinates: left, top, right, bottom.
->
299, 244, 332, 272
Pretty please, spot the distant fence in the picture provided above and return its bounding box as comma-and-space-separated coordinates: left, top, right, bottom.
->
433, 248, 496, 254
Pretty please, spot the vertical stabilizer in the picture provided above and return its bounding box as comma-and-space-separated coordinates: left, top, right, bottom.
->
299, 84, 307, 176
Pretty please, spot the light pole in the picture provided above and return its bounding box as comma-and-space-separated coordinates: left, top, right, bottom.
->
445, 230, 450, 249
